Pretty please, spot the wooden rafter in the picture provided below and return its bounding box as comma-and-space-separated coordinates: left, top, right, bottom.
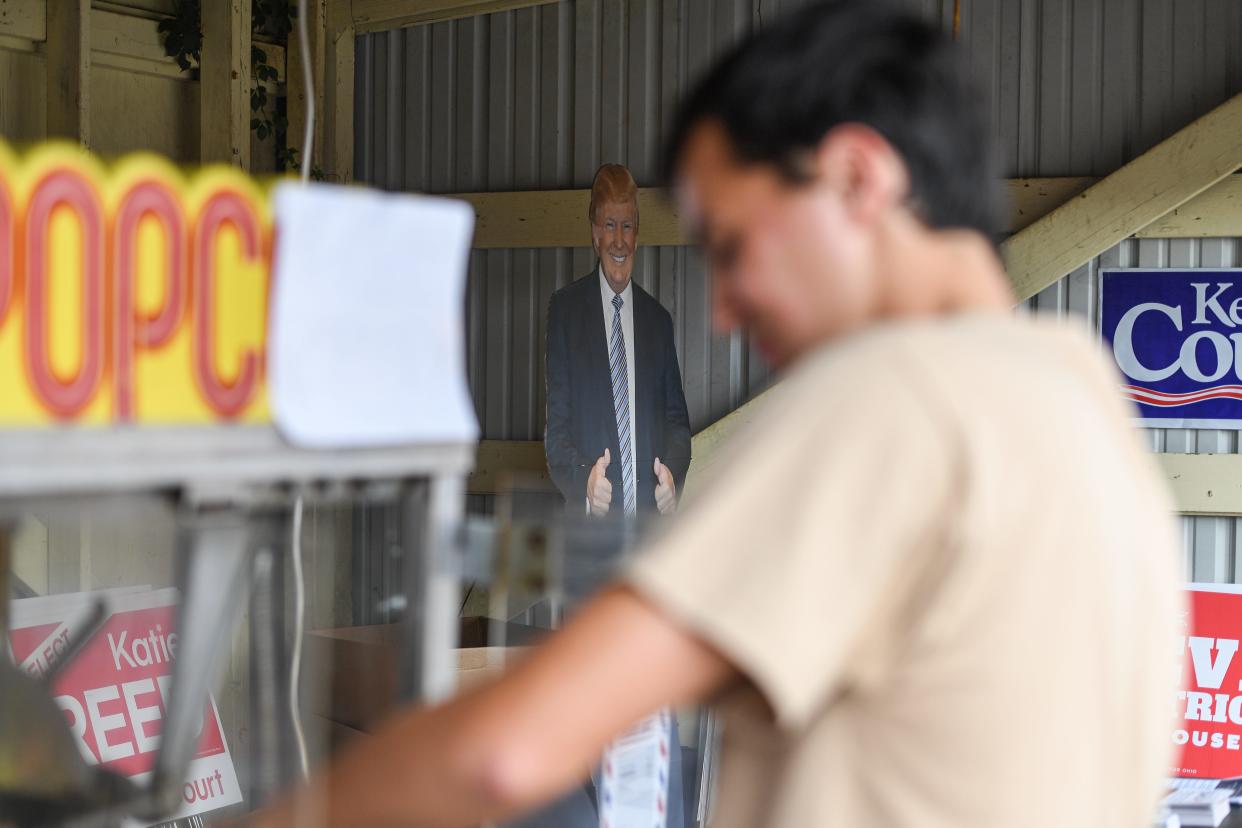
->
1155, 454, 1242, 517
350, 0, 560, 34
1002, 92, 1242, 301
449, 176, 1242, 251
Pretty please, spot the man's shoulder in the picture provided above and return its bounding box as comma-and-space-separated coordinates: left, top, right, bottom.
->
632, 281, 673, 326
550, 271, 598, 307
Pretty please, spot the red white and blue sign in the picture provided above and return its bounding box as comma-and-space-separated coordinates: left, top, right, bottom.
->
1101, 269, 1242, 428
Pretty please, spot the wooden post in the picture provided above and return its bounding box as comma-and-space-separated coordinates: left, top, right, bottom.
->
46, 0, 91, 145
324, 0, 355, 183
201, 0, 252, 168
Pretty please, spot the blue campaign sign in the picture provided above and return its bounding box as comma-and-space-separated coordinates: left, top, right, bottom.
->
1100, 269, 1242, 428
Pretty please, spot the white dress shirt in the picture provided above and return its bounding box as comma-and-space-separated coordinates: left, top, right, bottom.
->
588, 266, 637, 513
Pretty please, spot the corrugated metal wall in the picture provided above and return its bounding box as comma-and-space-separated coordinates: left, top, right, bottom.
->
355, 0, 1242, 582
353, 0, 951, 439
958, 0, 1242, 177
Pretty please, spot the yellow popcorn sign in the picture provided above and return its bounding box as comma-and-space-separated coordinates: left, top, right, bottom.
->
0, 141, 272, 425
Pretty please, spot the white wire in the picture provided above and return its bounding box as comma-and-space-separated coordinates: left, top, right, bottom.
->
289, 0, 314, 784
297, 0, 315, 183
290, 495, 310, 780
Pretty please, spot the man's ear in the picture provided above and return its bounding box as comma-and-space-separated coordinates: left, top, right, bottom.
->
814, 124, 910, 225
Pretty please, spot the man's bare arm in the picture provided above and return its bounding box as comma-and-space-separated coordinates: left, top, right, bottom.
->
252, 585, 735, 828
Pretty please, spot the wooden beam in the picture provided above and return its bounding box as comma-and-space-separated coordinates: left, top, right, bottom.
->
46, 0, 91, 145
454, 188, 681, 249
682, 389, 771, 502
467, 440, 548, 495
324, 0, 355, 183
1006, 177, 1094, 234
1003, 92, 1242, 302
287, 0, 328, 176
0, 0, 45, 41
1136, 175, 1242, 238
466, 389, 774, 498
1156, 454, 1242, 517
452, 179, 1099, 250
450, 172, 1242, 249
200, 0, 252, 168
351, 0, 560, 34
469, 434, 1242, 518
90, 9, 286, 83
449, 176, 1242, 250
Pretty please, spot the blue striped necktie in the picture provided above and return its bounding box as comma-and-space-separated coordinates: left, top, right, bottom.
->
609, 293, 636, 515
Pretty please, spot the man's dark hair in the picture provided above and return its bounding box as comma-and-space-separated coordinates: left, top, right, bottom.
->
663, 0, 1002, 239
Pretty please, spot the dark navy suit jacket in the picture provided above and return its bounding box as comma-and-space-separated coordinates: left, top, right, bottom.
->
544, 270, 692, 511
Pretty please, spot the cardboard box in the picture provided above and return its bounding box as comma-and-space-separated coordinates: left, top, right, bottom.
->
305, 619, 541, 733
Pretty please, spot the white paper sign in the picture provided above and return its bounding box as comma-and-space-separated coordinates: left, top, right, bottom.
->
269, 182, 479, 447
600, 709, 671, 828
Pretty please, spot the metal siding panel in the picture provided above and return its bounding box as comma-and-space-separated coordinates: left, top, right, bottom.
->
627, 0, 660, 183
599, 0, 627, 163
682, 247, 710, 432
994, 0, 1021, 177
467, 251, 488, 428
456, 17, 488, 192
545, 2, 574, 185
1138, 0, 1174, 159
514, 9, 540, 189
1171, 0, 1207, 146
573, 0, 601, 187
404, 26, 431, 192
429, 21, 455, 193
715, 0, 750, 47
961, 0, 999, 165
371, 33, 389, 187
487, 12, 514, 192
1098, 0, 1137, 174
660, 0, 683, 137
1068, 0, 1102, 174
355, 35, 374, 183
685, 0, 715, 90
1015, 0, 1039, 177
484, 250, 512, 438
511, 249, 540, 440
385, 29, 404, 191
1036, 0, 1072, 175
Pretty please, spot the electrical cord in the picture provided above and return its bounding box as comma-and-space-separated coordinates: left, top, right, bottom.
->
288, 0, 315, 783
297, 0, 315, 183
290, 495, 310, 779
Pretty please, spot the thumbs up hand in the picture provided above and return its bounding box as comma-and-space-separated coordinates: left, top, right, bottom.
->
588, 449, 613, 516
654, 457, 677, 515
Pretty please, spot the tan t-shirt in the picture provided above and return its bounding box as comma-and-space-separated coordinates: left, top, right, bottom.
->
627, 314, 1183, 828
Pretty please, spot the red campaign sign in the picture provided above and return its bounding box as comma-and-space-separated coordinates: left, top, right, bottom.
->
8, 589, 243, 822
1175, 585, 1242, 779
8, 603, 224, 777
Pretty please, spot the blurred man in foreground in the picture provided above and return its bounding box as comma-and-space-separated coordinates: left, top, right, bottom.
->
255, 2, 1181, 825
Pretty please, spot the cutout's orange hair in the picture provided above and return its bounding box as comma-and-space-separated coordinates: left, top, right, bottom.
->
589, 163, 639, 223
